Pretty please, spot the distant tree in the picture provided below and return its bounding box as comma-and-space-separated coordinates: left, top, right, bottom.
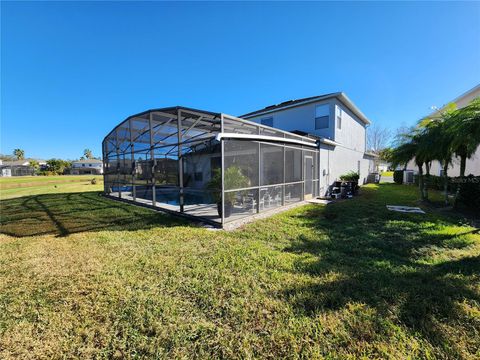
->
367, 124, 391, 153
392, 124, 413, 147
13, 149, 25, 160
84, 149, 93, 159
80, 156, 85, 160
46, 159, 71, 174
378, 147, 393, 163
29, 159, 40, 170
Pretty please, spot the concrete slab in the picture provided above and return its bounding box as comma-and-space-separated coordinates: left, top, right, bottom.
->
387, 205, 425, 214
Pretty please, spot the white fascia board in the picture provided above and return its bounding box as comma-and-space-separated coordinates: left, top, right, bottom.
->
337, 93, 371, 125
215, 133, 318, 148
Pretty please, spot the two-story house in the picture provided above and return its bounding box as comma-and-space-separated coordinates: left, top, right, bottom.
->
240, 92, 376, 195
71, 159, 103, 175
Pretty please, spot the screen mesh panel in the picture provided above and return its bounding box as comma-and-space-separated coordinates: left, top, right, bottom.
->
103, 108, 319, 226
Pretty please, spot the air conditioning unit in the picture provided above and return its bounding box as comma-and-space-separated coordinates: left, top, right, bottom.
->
404, 170, 415, 184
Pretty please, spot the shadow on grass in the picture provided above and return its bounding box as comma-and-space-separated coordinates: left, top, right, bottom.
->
281, 184, 480, 358
0, 191, 187, 238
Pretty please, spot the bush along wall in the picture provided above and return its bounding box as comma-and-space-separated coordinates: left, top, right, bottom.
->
455, 175, 480, 211
414, 175, 453, 192
412, 174, 479, 211
393, 170, 404, 184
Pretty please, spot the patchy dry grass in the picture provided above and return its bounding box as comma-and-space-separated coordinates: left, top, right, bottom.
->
0, 184, 479, 359
0, 175, 103, 199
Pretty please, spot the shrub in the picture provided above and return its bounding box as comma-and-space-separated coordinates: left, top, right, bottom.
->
414, 175, 454, 192
393, 170, 404, 184
207, 166, 249, 204
456, 175, 480, 210
339, 171, 359, 182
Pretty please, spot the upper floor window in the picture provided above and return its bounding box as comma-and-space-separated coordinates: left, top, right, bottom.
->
337, 107, 342, 129
315, 104, 329, 129
261, 117, 273, 127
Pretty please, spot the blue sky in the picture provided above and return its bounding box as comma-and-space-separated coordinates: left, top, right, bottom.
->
2, 1, 479, 160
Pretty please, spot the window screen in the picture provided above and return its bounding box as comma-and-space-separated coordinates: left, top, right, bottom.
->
260, 143, 284, 186
315, 104, 329, 129
337, 107, 342, 129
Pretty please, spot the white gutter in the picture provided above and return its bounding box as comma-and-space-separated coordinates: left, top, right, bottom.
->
215, 132, 318, 148
319, 138, 339, 146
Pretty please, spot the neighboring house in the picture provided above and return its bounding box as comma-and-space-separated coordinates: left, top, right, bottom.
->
71, 159, 103, 175
240, 92, 377, 195
374, 159, 390, 173
405, 84, 480, 176
0, 159, 46, 176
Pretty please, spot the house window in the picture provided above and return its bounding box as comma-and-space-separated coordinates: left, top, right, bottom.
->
337, 107, 342, 129
82, 164, 85, 167
315, 104, 329, 129
261, 117, 273, 127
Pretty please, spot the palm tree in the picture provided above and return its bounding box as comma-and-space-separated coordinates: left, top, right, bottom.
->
420, 106, 456, 206
448, 98, 480, 205
29, 159, 40, 173
390, 128, 431, 200
84, 149, 93, 159
13, 149, 25, 160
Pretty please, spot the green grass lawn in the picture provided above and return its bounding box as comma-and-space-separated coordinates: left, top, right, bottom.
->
0, 184, 479, 359
0, 175, 103, 199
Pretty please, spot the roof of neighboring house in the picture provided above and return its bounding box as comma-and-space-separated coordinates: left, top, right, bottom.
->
239, 92, 371, 125
72, 159, 103, 164
428, 83, 480, 116
1, 160, 31, 166
447, 83, 480, 108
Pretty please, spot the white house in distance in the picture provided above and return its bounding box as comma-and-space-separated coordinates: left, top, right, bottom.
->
405, 84, 480, 177
71, 159, 103, 175
0, 158, 47, 176
240, 92, 376, 196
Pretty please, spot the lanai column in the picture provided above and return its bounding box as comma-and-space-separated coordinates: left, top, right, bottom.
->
177, 109, 184, 213
149, 112, 156, 207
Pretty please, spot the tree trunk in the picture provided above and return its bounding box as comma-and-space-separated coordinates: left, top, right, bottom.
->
424, 162, 430, 201
443, 162, 449, 206
454, 155, 467, 208
417, 164, 425, 201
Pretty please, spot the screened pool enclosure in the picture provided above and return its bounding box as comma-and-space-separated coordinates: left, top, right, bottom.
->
102, 107, 319, 227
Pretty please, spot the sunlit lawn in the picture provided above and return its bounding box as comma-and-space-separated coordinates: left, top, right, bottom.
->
0, 175, 103, 199
0, 183, 479, 359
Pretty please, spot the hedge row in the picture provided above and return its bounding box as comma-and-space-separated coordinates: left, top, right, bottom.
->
393, 170, 479, 210
393, 170, 404, 184
456, 175, 480, 210
412, 173, 480, 210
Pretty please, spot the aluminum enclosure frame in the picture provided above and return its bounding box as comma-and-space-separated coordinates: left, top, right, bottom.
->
102, 107, 320, 227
